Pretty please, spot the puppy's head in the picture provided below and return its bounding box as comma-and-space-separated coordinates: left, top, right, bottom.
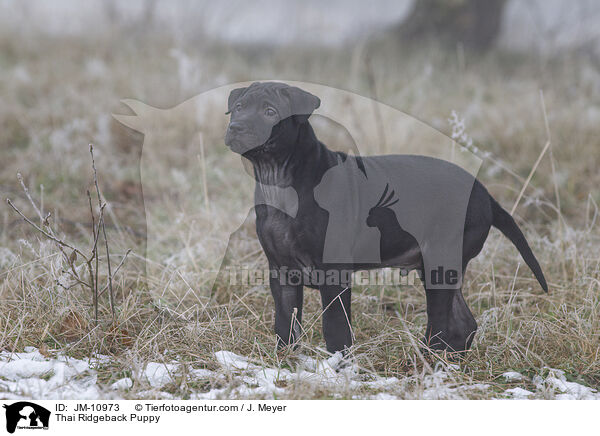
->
224, 82, 320, 156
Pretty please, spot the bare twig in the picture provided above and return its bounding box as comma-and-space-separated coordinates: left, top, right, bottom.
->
64, 271, 92, 289
16, 173, 43, 222
5, 199, 85, 259
90, 144, 115, 319
7, 143, 130, 326
87, 190, 96, 240
101, 215, 114, 318
90, 203, 106, 324
98, 249, 131, 299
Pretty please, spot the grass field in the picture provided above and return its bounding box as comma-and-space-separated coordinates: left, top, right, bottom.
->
0, 26, 599, 399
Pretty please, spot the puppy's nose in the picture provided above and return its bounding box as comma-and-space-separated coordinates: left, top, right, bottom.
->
228, 122, 243, 133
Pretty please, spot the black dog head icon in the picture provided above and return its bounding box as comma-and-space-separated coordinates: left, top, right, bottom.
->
3, 402, 50, 433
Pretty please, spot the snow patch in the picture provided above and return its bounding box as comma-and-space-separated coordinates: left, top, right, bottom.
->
533, 368, 600, 400
502, 371, 525, 381
111, 378, 133, 391
505, 387, 534, 398
143, 362, 178, 388
0, 348, 100, 399
502, 368, 600, 400
418, 368, 490, 400
1, 348, 597, 400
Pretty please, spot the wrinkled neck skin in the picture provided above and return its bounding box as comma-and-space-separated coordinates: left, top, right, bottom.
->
245, 121, 333, 193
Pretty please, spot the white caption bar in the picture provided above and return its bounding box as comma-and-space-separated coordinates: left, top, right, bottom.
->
1, 400, 593, 435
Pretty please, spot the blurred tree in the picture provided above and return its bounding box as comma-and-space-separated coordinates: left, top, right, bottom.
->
399, 0, 507, 51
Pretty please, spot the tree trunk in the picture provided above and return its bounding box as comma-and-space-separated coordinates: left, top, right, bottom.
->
399, 0, 507, 51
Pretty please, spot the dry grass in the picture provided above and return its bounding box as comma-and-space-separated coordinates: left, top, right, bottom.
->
0, 27, 599, 398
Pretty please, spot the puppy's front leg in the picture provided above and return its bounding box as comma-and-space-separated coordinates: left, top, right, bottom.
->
320, 285, 353, 354
269, 275, 303, 350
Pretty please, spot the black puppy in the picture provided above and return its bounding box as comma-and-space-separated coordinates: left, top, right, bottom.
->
224, 82, 547, 354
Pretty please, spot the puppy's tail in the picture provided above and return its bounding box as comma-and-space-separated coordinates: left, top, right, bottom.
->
491, 197, 548, 292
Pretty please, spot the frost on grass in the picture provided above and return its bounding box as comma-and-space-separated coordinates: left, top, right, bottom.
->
0, 348, 598, 400
0, 247, 17, 270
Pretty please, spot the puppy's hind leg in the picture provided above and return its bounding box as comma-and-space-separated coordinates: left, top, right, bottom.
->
420, 243, 476, 354
424, 287, 477, 353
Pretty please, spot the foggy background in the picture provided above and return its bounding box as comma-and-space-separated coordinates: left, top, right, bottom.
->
2, 0, 599, 53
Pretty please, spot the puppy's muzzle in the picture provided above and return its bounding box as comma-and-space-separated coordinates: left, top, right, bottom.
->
225, 122, 260, 154
227, 121, 244, 134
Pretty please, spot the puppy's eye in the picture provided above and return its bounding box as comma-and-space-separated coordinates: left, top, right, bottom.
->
264, 107, 277, 117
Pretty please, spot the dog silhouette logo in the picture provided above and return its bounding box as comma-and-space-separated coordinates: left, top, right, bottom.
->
112, 80, 483, 295
3, 402, 50, 433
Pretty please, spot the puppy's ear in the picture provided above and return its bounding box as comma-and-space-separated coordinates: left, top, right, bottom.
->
284, 86, 321, 116
226, 87, 248, 114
